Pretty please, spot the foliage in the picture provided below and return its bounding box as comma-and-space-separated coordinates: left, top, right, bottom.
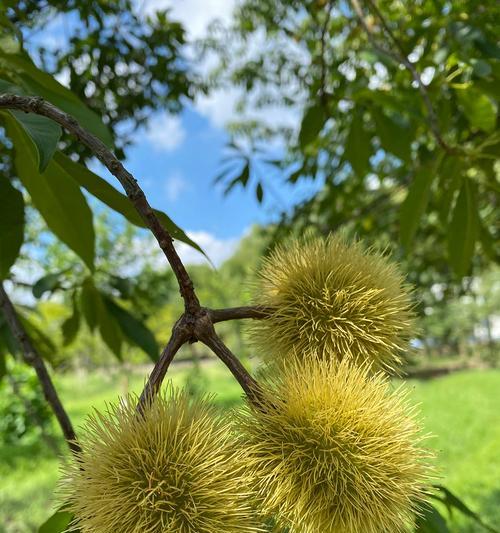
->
0, 360, 54, 445
59, 388, 259, 533
204, 0, 499, 281
0, 0, 202, 372
4, 0, 194, 159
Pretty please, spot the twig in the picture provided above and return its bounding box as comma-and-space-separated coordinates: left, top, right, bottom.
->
137, 322, 189, 411
349, 0, 458, 155
0, 283, 80, 454
0, 94, 200, 315
200, 332, 263, 404
318, 1, 334, 106
209, 306, 270, 323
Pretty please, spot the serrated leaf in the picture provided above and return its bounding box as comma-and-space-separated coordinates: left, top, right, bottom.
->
62, 292, 80, 346
9, 110, 61, 171
448, 179, 477, 277
415, 502, 450, 532
400, 162, 438, 249
4, 115, 95, 271
299, 104, 325, 149
372, 108, 413, 162
53, 152, 206, 260
38, 510, 73, 533
104, 297, 158, 362
32, 272, 62, 299
455, 86, 497, 132
344, 110, 371, 177
0, 176, 24, 280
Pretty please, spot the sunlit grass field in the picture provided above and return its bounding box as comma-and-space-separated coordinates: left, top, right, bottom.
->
1, 364, 499, 533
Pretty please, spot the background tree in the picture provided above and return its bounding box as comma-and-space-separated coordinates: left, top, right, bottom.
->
203, 0, 499, 283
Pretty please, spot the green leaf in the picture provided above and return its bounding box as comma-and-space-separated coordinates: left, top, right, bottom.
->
478, 221, 500, 263
20, 316, 57, 364
96, 293, 122, 360
455, 86, 497, 132
1, 51, 113, 147
38, 510, 73, 533
62, 292, 80, 346
256, 182, 264, 203
80, 278, 99, 332
53, 152, 206, 259
80, 279, 122, 358
104, 297, 158, 362
400, 161, 439, 249
9, 110, 61, 171
448, 179, 478, 277
299, 104, 325, 149
415, 502, 450, 532
432, 485, 499, 533
437, 156, 463, 226
372, 108, 413, 162
4, 114, 95, 271
344, 110, 371, 177
0, 176, 24, 280
32, 272, 63, 299
0, 350, 6, 382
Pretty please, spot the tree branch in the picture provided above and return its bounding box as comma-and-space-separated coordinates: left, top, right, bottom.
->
349, 0, 458, 155
137, 321, 189, 412
208, 306, 270, 323
0, 283, 80, 454
0, 94, 200, 315
200, 332, 263, 405
0, 93, 263, 409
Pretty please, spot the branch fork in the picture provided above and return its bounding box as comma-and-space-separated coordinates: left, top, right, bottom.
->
0, 93, 268, 452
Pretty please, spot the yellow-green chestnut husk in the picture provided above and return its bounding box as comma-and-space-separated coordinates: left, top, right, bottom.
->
239, 357, 433, 533
58, 388, 260, 533
251, 233, 416, 373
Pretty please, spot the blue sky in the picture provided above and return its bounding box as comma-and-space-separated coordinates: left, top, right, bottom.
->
27, 0, 318, 264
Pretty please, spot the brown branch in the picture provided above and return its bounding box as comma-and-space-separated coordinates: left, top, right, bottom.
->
318, 1, 334, 106
0, 283, 80, 454
0, 94, 263, 409
200, 332, 263, 405
208, 306, 270, 323
349, 0, 458, 155
137, 321, 189, 412
0, 94, 200, 315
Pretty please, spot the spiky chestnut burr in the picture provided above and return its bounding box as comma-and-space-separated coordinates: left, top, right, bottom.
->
58, 388, 260, 533
251, 233, 415, 373
239, 357, 433, 533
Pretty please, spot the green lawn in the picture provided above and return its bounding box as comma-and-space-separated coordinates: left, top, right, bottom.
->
1, 365, 499, 533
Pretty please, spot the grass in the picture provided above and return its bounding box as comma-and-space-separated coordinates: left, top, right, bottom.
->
1, 364, 499, 533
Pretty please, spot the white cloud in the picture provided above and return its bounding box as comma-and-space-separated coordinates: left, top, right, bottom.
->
143, 0, 236, 39
146, 113, 186, 152
164, 171, 189, 201
127, 229, 242, 274
176, 230, 240, 266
